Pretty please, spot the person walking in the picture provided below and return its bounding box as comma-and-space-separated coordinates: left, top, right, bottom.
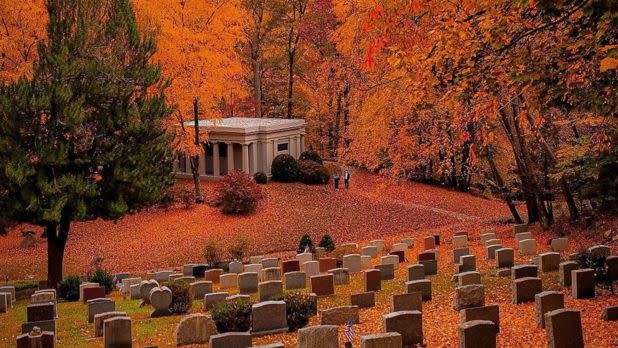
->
333, 172, 340, 190
343, 169, 351, 189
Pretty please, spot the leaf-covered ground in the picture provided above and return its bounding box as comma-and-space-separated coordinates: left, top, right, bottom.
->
0, 172, 512, 279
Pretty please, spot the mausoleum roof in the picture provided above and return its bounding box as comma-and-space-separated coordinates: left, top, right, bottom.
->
182, 117, 305, 134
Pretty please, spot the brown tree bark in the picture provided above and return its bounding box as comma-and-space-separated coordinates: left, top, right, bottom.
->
191, 97, 203, 203
486, 148, 524, 224
46, 218, 69, 289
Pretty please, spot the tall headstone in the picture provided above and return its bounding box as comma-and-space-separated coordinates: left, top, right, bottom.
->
458, 320, 496, 348
103, 317, 132, 348
545, 309, 584, 348
383, 310, 423, 347
535, 291, 564, 328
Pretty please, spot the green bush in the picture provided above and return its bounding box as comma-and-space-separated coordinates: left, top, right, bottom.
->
297, 234, 315, 254
270, 291, 317, 331
163, 280, 193, 314
211, 300, 253, 332
297, 160, 330, 185
577, 251, 614, 294
59, 276, 81, 302
11, 280, 39, 292
299, 150, 323, 164
318, 234, 336, 252
89, 268, 114, 294
215, 170, 263, 214
271, 154, 299, 182
254, 171, 268, 184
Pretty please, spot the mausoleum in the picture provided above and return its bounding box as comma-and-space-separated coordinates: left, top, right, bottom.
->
175, 117, 306, 178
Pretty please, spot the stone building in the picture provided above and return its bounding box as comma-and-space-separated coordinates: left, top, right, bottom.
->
175, 117, 306, 178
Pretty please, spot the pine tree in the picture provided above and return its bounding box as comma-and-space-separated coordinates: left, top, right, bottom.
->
0, 0, 174, 287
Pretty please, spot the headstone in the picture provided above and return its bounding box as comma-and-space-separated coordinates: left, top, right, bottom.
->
320, 305, 359, 325
380, 255, 399, 270
571, 268, 595, 299
389, 250, 406, 263
513, 223, 527, 235
460, 255, 476, 271
183, 264, 196, 276
512, 277, 542, 304
138, 280, 159, 305
175, 313, 218, 346
87, 298, 115, 323
545, 309, 584, 348
601, 306, 618, 321
365, 269, 381, 292
103, 316, 131, 348
423, 236, 435, 250
176, 276, 196, 283
315, 247, 326, 258
205, 269, 223, 283
515, 232, 533, 244
401, 238, 414, 248
282, 260, 300, 274
154, 271, 172, 282
21, 320, 56, 335
251, 301, 288, 335
551, 238, 568, 252
519, 239, 537, 255
360, 332, 402, 348
16, 328, 55, 348
535, 291, 564, 328
27, 302, 55, 322
258, 280, 283, 301
588, 245, 611, 259
79, 282, 99, 301
558, 261, 578, 287
391, 242, 407, 252
407, 264, 424, 281
190, 281, 213, 299
607, 256, 618, 281
261, 258, 279, 268
168, 273, 183, 282
351, 292, 375, 308
0, 286, 16, 303
419, 260, 437, 276
453, 247, 470, 263
297, 325, 338, 348
539, 252, 561, 272
375, 263, 395, 280
261, 267, 282, 282
392, 292, 422, 312
219, 274, 238, 289
204, 292, 229, 310
383, 310, 423, 346
318, 257, 337, 273
94, 311, 127, 337
328, 268, 350, 285
245, 264, 263, 275
0, 293, 8, 313
480, 232, 497, 245
209, 332, 252, 348
311, 274, 334, 296
361, 255, 373, 270
495, 248, 514, 268
418, 250, 436, 261
239, 272, 259, 294
284, 271, 306, 289
453, 235, 468, 248
250, 255, 264, 264
453, 284, 485, 311
460, 304, 500, 332
302, 261, 320, 278
343, 254, 362, 273
485, 239, 501, 247
226, 294, 250, 302
511, 264, 538, 281
129, 284, 140, 300
296, 252, 313, 265
458, 271, 481, 286
149, 286, 173, 317
192, 265, 208, 278
406, 279, 432, 301
485, 245, 502, 260
369, 239, 385, 253
229, 261, 244, 274
458, 320, 496, 348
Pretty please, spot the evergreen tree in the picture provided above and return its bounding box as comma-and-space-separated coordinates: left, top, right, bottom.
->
0, 0, 174, 287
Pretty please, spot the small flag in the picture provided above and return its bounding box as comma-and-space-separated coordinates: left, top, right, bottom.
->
344, 319, 355, 342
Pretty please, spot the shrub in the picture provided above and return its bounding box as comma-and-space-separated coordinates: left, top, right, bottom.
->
163, 280, 192, 314
271, 154, 299, 182
318, 234, 336, 252
228, 237, 251, 261
204, 239, 223, 267
297, 160, 330, 185
297, 234, 315, 254
59, 276, 81, 301
215, 170, 263, 214
89, 268, 114, 294
577, 251, 614, 294
11, 280, 39, 292
299, 150, 323, 164
254, 171, 268, 184
270, 291, 317, 331
211, 300, 253, 333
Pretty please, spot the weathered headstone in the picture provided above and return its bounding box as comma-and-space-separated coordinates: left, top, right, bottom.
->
513, 223, 527, 235
458, 320, 496, 348
0, 286, 16, 303
535, 291, 564, 328
485, 239, 501, 247
360, 332, 402, 348
391, 242, 407, 253
571, 268, 595, 299
343, 254, 362, 273
539, 252, 561, 272
183, 264, 196, 276
406, 279, 432, 301
361, 255, 373, 270
512, 277, 542, 304
545, 308, 584, 348
606, 256, 618, 281
495, 248, 514, 269
511, 264, 538, 281
87, 298, 115, 323
419, 259, 438, 276
297, 252, 313, 265
365, 269, 381, 292
284, 271, 306, 289
94, 311, 127, 337
238, 272, 259, 294
392, 292, 422, 312
282, 260, 300, 274
252, 301, 288, 335
407, 264, 425, 281
389, 250, 406, 263
154, 271, 172, 282
261, 267, 282, 282
80, 282, 99, 301
190, 281, 213, 299
453, 284, 485, 311
401, 238, 414, 248
558, 262, 577, 287
351, 292, 375, 308
302, 261, 320, 278
149, 286, 172, 317
453, 247, 470, 263
480, 232, 497, 245
103, 316, 131, 348
460, 304, 500, 332
297, 325, 338, 348
204, 292, 229, 310
383, 310, 423, 346
423, 236, 436, 250
258, 280, 283, 301
16, 328, 54, 348
320, 305, 359, 325
370, 240, 386, 254
362, 246, 378, 258
458, 271, 481, 286
209, 332, 252, 348
328, 268, 350, 285
139, 280, 159, 304
460, 255, 476, 272
550, 238, 568, 252
261, 258, 279, 269
205, 269, 223, 283
376, 263, 395, 280
219, 274, 238, 289
0, 293, 8, 313
250, 255, 264, 264
453, 235, 468, 248
245, 263, 263, 275
311, 274, 334, 296
515, 232, 533, 244
485, 245, 503, 260
519, 239, 537, 255
381, 255, 400, 270
175, 313, 218, 346
229, 261, 244, 274
27, 303, 54, 322
588, 245, 610, 259
318, 257, 337, 273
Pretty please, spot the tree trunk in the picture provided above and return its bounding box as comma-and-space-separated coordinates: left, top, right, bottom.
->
286, 49, 295, 119
47, 219, 69, 289
191, 98, 203, 203
487, 149, 524, 224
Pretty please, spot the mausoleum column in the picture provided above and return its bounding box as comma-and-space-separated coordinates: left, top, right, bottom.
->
300, 135, 305, 153
226, 142, 234, 173
265, 140, 274, 175
212, 142, 220, 177
242, 144, 250, 173
251, 142, 258, 174
289, 136, 297, 158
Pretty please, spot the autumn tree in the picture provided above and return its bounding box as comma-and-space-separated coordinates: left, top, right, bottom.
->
0, 0, 174, 287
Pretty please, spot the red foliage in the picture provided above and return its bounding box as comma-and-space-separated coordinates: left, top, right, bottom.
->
215, 170, 263, 214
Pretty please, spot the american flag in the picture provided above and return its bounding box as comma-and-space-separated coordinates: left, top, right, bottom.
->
344, 320, 355, 342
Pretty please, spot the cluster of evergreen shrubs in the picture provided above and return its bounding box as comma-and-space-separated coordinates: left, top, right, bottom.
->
271, 150, 330, 185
